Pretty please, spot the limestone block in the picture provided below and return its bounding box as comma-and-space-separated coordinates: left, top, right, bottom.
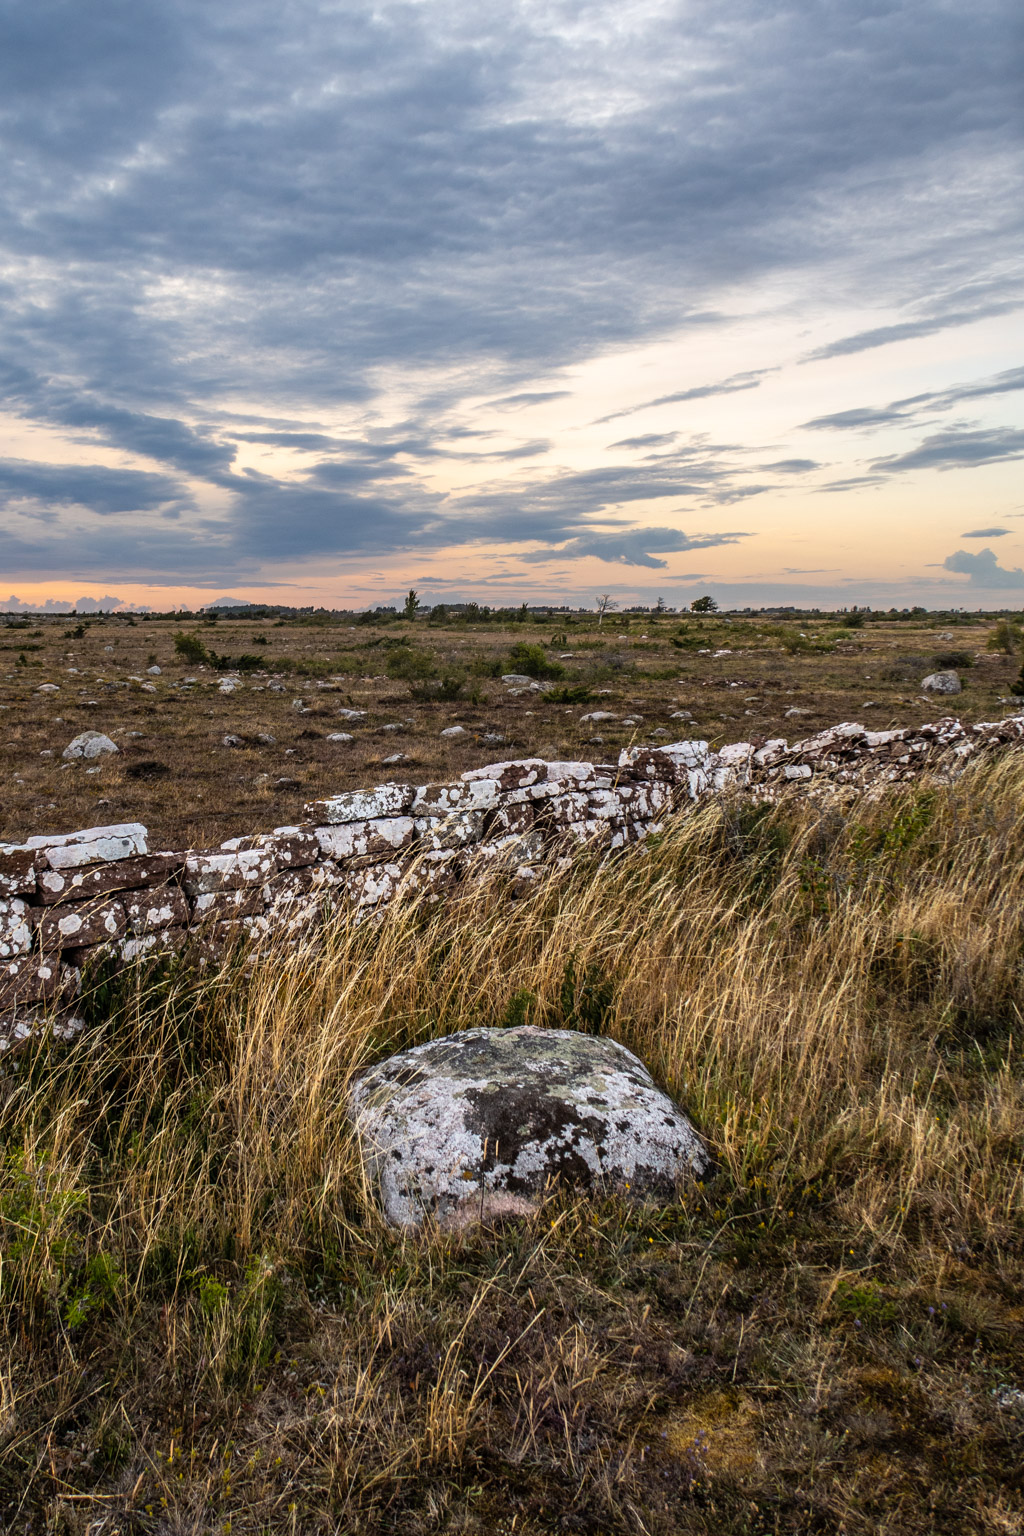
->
191, 888, 267, 924
27, 824, 148, 870
124, 887, 190, 933
183, 848, 277, 896
219, 827, 320, 868
349, 1026, 711, 1228
921, 671, 962, 695
413, 811, 485, 850
0, 898, 33, 958
0, 844, 37, 898
306, 783, 415, 824
314, 817, 416, 862
37, 899, 127, 951
0, 955, 66, 1011
61, 731, 118, 761
34, 851, 183, 905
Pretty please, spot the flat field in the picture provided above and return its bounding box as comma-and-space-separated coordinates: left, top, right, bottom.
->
1, 761, 1022, 1532
1, 610, 1019, 849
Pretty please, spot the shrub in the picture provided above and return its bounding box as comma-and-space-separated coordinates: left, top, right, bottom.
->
507, 642, 565, 680
932, 650, 973, 669
385, 646, 437, 681
174, 631, 213, 666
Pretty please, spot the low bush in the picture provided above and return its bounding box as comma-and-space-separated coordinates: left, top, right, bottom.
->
507, 641, 565, 679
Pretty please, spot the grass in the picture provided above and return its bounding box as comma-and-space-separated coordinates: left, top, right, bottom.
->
1, 610, 1020, 849
2, 756, 1023, 1532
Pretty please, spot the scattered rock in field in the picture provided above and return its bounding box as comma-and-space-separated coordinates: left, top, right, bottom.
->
292, 698, 310, 713
382, 752, 409, 764
219, 678, 238, 694
441, 725, 467, 737
349, 1026, 711, 1229
669, 710, 693, 720
104, 645, 114, 652
580, 711, 618, 723
62, 731, 118, 761
336, 708, 367, 721
147, 665, 161, 675
921, 670, 961, 694
39, 749, 53, 757
784, 707, 809, 718
483, 732, 505, 744
275, 777, 300, 789
327, 732, 354, 742
37, 683, 59, 693
586, 735, 604, 745
223, 734, 243, 748
254, 772, 271, 787
652, 728, 670, 736
380, 723, 402, 732
501, 673, 533, 685
621, 717, 639, 727
140, 682, 157, 693
256, 732, 276, 745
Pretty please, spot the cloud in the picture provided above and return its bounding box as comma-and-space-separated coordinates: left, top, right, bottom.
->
871, 427, 1024, 475
593, 372, 769, 426
943, 548, 1024, 588
517, 526, 750, 570
484, 392, 572, 411
0, 593, 140, 613
0, 0, 1020, 583
961, 527, 1010, 538
803, 364, 1024, 433
802, 302, 1023, 361
609, 433, 679, 451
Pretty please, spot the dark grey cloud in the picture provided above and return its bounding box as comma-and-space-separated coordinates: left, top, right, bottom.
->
802, 364, 1024, 432
485, 392, 572, 411
962, 527, 1010, 538
609, 432, 680, 450
517, 527, 750, 570
802, 302, 1023, 362
0, 0, 1020, 578
871, 427, 1024, 475
943, 548, 1024, 588
593, 372, 769, 426
761, 459, 820, 473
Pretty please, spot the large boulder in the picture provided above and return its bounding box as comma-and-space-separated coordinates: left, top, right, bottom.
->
921, 670, 961, 694
62, 731, 118, 760
348, 1026, 710, 1228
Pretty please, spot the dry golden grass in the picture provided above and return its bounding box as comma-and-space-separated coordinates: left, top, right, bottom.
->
1, 756, 1023, 1532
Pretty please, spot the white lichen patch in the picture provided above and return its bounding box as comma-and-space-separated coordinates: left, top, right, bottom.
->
348, 1026, 711, 1228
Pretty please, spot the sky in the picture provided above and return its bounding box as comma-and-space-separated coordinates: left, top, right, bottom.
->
1, 0, 1023, 614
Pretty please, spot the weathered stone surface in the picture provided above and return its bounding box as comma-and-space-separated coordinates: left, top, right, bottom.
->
183, 848, 277, 896
0, 898, 33, 958
124, 887, 190, 933
191, 887, 267, 924
0, 843, 37, 898
314, 817, 417, 862
349, 1026, 710, 1228
27, 823, 148, 870
307, 783, 414, 824
37, 899, 127, 951
0, 955, 65, 1011
62, 730, 119, 760
34, 851, 183, 905
921, 670, 962, 695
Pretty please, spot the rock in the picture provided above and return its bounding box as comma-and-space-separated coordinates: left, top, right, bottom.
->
256, 732, 276, 745
383, 752, 409, 764
222, 734, 243, 748
336, 708, 367, 721
147, 665, 161, 675
501, 674, 534, 685
292, 698, 310, 713
580, 711, 618, 723
349, 1026, 710, 1228
62, 731, 118, 761
669, 710, 693, 720
440, 725, 467, 737
37, 683, 60, 693
921, 670, 961, 694
326, 732, 354, 742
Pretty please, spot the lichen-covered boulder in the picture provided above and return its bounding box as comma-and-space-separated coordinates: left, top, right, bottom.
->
921, 670, 962, 694
62, 730, 118, 760
348, 1026, 710, 1228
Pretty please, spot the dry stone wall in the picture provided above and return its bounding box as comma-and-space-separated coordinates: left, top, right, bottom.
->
3, 712, 1024, 1038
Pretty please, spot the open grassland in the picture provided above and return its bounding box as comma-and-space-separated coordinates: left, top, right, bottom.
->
1, 609, 1021, 849
2, 757, 1023, 1533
